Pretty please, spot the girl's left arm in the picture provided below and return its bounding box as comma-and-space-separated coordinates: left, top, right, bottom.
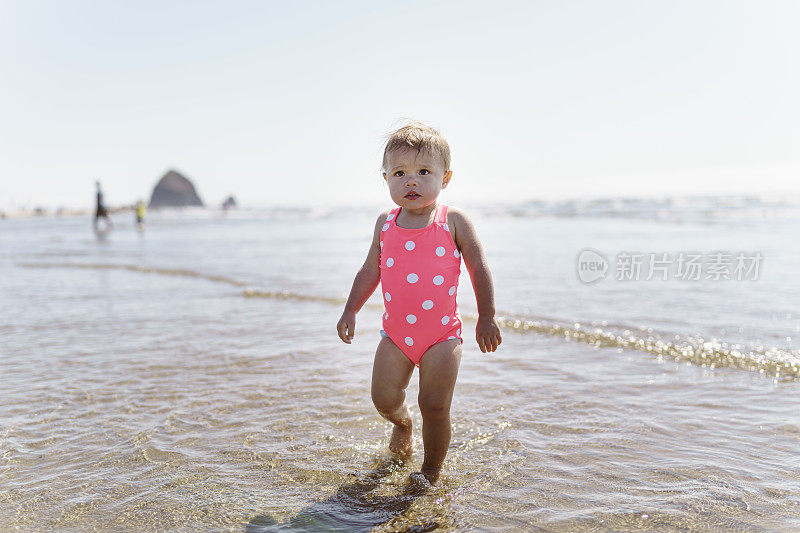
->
450, 208, 502, 353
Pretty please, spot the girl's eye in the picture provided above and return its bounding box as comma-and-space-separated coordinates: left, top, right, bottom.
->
394, 171, 404, 177
420, 169, 430, 175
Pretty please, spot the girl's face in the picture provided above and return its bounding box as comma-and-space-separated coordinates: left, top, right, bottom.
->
382, 147, 453, 210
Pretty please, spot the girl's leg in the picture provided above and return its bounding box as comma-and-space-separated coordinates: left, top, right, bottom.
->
371, 336, 415, 456
417, 339, 462, 483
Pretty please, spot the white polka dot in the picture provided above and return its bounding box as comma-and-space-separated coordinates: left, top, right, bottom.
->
435, 246, 445, 256
433, 275, 444, 285
405, 337, 414, 346
454, 250, 460, 258
407, 273, 419, 283
448, 286, 456, 296
382, 223, 390, 231
387, 213, 395, 221
406, 314, 417, 324
380, 241, 383, 248
405, 240, 415, 251
443, 223, 450, 232
441, 315, 449, 325
386, 258, 394, 267
384, 292, 391, 301
421, 300, 434, 310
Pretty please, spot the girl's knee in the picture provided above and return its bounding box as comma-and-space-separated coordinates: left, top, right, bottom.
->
371, 387, 403, 415
418, 393, 451, 419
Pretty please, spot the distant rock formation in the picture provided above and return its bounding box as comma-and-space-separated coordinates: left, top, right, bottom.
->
221, 196, 237, 209
148, 170, 204, 208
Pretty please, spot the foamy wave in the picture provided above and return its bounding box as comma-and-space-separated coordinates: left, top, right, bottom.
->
21, 261, 800, 381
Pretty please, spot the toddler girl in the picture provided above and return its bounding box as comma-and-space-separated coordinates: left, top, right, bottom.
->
337, 121, 502, 484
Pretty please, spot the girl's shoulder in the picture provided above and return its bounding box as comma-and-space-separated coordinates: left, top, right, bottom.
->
372, 210, 391, 233
378, 207, 398, 221
374, 207, 398, 234
377, 206, 404, 224
442, 205, 475, 250
443, 204, 470, 225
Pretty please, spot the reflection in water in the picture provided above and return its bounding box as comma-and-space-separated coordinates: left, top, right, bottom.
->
93, 225, 111, 242
247, 457, 439, 532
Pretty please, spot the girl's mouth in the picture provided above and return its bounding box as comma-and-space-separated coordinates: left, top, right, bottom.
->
405, 192, 421, 200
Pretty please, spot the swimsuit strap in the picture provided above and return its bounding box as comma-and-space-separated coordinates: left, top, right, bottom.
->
391, 204, 445, 225
434, 203, 448, 224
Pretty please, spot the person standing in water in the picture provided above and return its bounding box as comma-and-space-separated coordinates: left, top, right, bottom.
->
337, 121, 502, 485
135, 199, 147, 230
94, 181, 113, 230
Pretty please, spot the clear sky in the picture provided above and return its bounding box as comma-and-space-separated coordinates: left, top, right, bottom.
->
0, 0, 797, 210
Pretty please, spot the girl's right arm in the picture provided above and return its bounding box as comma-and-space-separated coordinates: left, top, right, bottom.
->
337, 212, 389, 344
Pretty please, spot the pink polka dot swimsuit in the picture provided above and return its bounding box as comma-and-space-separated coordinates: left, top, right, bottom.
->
379, 202, 463, 366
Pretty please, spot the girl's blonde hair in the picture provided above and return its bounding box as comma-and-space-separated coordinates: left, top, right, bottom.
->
381, 120, 451, 173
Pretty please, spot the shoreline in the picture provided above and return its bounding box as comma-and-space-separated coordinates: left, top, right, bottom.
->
1, 208, 90, 220
0, 207, 136, 220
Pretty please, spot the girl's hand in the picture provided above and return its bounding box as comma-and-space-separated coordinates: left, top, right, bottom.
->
337, 310, 356, 344
476, 316, 502, 353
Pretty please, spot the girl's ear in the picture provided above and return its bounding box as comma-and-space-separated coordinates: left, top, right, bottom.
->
442, 170, 453, 188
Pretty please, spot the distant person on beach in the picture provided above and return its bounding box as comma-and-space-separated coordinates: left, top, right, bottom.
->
94, 181, 113, 230
337, 121, 502, 485
136, 199, 147, 229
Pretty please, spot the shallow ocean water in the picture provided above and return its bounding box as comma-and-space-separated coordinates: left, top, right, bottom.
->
1, 197, 799, 531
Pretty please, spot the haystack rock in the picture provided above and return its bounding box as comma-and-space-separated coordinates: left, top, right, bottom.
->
148, 170, 204, 208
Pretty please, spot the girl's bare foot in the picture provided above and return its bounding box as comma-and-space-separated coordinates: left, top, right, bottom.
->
389, 423, 414, 457
403, 471, 432, 496
419, 465, 441, 484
